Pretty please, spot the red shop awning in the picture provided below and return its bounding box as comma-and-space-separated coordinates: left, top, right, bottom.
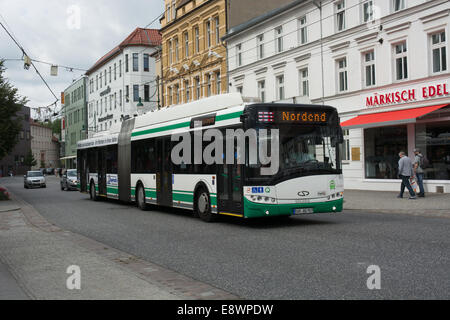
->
341, 104, 448, 129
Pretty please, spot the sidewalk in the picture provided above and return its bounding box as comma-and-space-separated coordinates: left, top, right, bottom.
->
344, 189, 450, 218
0, 194, 237, 300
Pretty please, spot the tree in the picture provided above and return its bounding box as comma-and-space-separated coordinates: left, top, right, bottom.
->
23, 150, 37, 167
0, 60, 27, 160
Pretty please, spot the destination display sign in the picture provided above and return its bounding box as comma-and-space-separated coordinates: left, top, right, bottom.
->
258, 110, 329, 124
77, 135, 119, 149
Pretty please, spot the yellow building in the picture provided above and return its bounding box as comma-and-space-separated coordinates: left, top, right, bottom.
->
160, 0, 227, 107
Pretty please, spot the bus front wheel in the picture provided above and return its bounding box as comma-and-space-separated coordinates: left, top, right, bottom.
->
195, 188, 216, 222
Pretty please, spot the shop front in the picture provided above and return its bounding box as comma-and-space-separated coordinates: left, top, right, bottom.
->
340, 80, 450, 193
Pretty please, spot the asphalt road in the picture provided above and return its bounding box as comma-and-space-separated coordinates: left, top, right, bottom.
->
2, 176, 449, 299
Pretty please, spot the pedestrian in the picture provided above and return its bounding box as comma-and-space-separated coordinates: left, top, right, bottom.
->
397, 151, 416, 199
413, 148, 425, 197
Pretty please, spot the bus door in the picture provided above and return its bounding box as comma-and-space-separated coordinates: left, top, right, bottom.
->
79, 150, 87, 192
156, 137, 173, 207
97, 148, 107, 196
218, 138, 243, 214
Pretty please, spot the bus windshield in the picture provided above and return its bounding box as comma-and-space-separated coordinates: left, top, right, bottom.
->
246, 125, 342, 184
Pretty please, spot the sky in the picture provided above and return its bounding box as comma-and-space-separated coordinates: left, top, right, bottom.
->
0, 0, 164, 119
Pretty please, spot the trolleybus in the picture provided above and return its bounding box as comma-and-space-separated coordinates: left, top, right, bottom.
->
77, 93, 344, 222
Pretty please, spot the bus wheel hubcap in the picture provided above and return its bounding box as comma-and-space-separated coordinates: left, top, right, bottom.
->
198, 193, 209, 213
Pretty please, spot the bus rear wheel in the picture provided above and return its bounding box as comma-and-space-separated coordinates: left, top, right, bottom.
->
90, 181, 97, 201
136, 184, 148, 211
195, 188, 216, 222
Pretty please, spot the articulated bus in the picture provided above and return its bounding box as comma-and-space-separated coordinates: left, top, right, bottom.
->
77, 93, 344, 222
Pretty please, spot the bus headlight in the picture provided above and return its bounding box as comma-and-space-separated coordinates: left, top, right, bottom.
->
246, 195, 277, 204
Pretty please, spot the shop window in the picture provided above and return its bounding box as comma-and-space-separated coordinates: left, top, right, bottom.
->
415, 121, 450, 180
364, 126, 407, 179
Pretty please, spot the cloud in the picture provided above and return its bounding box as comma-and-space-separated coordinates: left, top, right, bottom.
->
0, 0, 164, 118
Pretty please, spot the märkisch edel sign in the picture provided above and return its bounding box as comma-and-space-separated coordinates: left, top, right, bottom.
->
366, 83, 449, 108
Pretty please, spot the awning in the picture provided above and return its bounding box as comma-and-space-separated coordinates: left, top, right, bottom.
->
341, 104, 448, 129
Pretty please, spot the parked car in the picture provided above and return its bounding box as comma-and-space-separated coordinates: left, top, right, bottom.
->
24, 171, 46, 189
45, 168, 55, 175
61, 169, 78, 191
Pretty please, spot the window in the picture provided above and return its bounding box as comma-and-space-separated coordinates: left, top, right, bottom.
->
175, 38, 179, 62
258, 80, 265, 103
394, 42, 408, 80
119, 90, 122, 106
133, 85, 139, 102
125, 54, 129, 72
195, 77, 200, 99
104, 70, 107, 85
168, 87, 173, 105
299, 16, 307, 44
175, 84, 180, 104
257, 34, 264, 60
185, 80, 190, 102
194, 27, 200, 53
362, 1, 374, 23
364, 126, 407, 179
337, 58, 348, 92
215, 17, 220, 44
340, 130, 350, 161
336, 1, 345, 32
184, 32, 189, 58
133, 53, 139, 72
207, 74, 212, 97
110, 95, 112, 110
393, 0, 405, 12
169, 40, 173, 64
119, 60, 122, 77
144, 85, 150, 102
114, 92, 117, 109
96, 101, 99, 115
109, 67, 112, 83
206, 20, 211, 48
363, 50, 376, 87
275, 26, 283, 53
100, 100, 103, 115
215, 71, 221, 95
126, 85, 129, 102
415, 120, 450, 180
431, 31, 447, 73
172, 1, 176, 20
96, 75, 98, 90
100, 74, 102, 88
299, 68, 309, 96
144, 54, 149, 72
167, 5, 171, 22
20, 130, 24, 140
236, 43, 242, 66
276, 75, 285, 100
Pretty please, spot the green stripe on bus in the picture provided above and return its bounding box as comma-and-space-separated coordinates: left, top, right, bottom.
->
107, 187, 119, 194
131, 111, 243, 137
173, 193, 194, 203
145, 190, 157, 198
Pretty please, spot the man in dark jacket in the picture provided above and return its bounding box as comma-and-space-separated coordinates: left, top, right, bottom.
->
413, 148, 425, 197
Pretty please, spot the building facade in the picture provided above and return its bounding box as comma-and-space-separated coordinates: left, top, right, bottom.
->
160, 0, 228, 107
224, 0, 450, 192
0, 106, 31, 176
30, 120, 60, 170
86, 28, 161, 137
62, 76, 87, 168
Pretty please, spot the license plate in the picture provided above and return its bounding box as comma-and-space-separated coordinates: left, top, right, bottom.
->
294, 208, 314, 215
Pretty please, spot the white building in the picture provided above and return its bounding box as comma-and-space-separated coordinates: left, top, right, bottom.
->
86, 28, 162, 138
224, 0, 450, 193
